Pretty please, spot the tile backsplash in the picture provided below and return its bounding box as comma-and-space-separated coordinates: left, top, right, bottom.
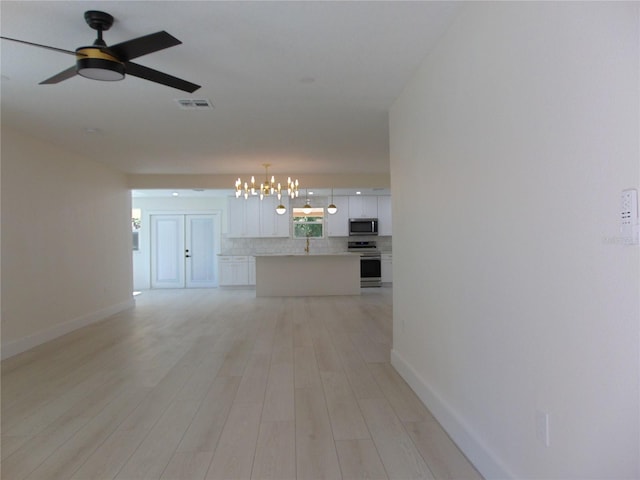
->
221, 235, 391, 255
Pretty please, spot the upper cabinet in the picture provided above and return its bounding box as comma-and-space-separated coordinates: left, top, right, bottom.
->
326, 196, 350, 237
228, 196, 259, 237
377, 196, 392, 236
348, 196, 378, 218
229, 194, 391, 238
228, 196, 289, 238
330, 195, 392, 237
245, 198, 261, 237
260, 196, 290, 237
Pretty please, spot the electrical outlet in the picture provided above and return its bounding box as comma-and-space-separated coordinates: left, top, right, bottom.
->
535, 410, 550, 447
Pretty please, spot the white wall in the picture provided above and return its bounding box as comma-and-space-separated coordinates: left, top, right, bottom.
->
390, 2, 639, 478
1, 127, 134, 358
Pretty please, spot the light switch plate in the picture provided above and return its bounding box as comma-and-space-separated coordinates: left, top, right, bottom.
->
621, 189, 639, 245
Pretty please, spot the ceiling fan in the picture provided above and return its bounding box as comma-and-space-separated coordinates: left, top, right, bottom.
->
0, 10, 201, 93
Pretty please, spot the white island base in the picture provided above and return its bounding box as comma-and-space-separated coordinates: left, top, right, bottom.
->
255, 254, 360, 297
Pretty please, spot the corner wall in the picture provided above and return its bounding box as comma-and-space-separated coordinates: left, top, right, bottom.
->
390, 2, 639, 478
1, 127, 134, 358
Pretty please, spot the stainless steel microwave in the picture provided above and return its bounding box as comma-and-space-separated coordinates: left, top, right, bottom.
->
349, 218, 378, 236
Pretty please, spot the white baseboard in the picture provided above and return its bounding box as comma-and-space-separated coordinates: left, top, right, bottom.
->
1, 298, 135, 360
390, 348, 514, 480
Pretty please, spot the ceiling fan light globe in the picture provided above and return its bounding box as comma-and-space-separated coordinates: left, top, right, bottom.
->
77, 58, 124, 81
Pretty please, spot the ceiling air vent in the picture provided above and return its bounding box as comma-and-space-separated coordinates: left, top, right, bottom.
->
175, 99, 213, 110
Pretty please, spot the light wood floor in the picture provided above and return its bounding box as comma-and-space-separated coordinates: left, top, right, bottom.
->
2, 288, 482, 480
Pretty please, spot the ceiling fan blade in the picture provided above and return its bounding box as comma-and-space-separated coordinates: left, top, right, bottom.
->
0, 36, 83, 56
107, 31, 181, 61
39, 66, 78, 84
125, 61, 200, 93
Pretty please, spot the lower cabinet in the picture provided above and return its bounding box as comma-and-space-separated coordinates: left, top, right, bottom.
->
248, 257, 256, 285
381, 253, 392, 284
219, 256, 255, 286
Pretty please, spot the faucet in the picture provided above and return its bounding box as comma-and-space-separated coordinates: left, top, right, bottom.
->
304, 236, 310, 254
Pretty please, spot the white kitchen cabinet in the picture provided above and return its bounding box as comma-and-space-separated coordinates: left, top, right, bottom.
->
245, 199, 260, 237
381, 253, 393, 284
227, 198, 245, 237
348, 196, 378, 218
248, 256, 256, 285
219, 255, 251, 286
377, 196, 392, 236
228, 197, 260, 237
326, 195, 350, 237
229, 196, 289, 238
259, 196, 290, 237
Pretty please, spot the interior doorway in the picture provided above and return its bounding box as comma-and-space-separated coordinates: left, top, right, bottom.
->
150, 214, 217, 288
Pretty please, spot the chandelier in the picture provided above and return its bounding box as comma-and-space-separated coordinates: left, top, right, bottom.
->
234, 163, 300, 201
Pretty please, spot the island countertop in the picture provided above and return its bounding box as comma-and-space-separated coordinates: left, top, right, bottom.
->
255, 253, 360, 297
253, 252, 356, 257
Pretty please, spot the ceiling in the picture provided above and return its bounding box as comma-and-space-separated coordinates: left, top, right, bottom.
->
1, 1, 460, 177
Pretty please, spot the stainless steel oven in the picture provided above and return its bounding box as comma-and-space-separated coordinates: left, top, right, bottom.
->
348, 241, 381, 287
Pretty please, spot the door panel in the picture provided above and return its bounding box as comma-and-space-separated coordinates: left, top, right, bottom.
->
151, 215, 185, 288
186, 215, 216, 288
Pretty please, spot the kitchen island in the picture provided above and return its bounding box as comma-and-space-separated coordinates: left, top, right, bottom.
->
255, 253, 360, 297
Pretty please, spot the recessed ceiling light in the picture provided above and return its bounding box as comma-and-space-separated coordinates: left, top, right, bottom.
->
299, 77, 315, 84
172, 192, 179, 197
308, 191, 314, 195
356, 191, 362, 195
83, 127, 101, 134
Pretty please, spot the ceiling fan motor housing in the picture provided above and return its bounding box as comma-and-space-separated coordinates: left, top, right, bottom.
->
76, 47, 124, 81
76, 11, 124, 81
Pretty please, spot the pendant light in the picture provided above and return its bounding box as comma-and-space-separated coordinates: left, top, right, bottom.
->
303, 190, 312, 215
275, 203, 287, 215
327, 188, 338, 215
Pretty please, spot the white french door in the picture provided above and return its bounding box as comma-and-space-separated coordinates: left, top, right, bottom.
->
151, 214, 217, 288
185, 215, 216, 287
